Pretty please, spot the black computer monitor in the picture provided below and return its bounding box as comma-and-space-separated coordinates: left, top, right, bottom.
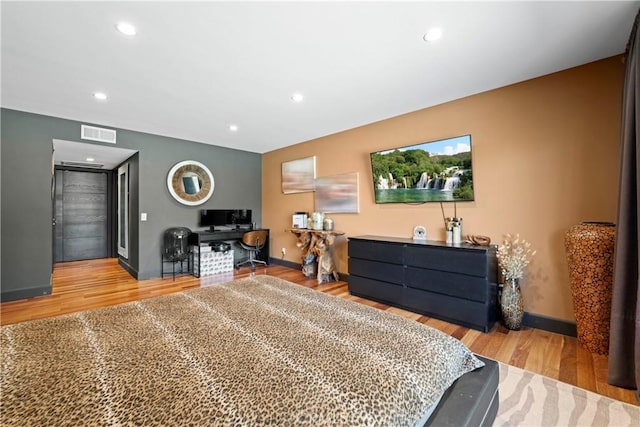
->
229, 209, 252, 225
199, 209, 252, 231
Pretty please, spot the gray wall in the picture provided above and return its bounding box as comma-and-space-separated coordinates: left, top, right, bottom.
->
1, 108, 262, 300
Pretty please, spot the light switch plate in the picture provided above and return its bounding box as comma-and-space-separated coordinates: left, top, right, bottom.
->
141, 213, 147, 221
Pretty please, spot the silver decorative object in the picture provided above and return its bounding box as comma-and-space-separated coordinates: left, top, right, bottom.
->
323, 216, 334, 231
501, 278, 524, 330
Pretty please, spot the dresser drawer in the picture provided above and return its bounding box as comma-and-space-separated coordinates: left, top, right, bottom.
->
404, 245, 488, 277
404, 288, 490, 332
405, 267, 489, 303
348, 275, 403, 306
349, 239, 404, 265
349, 258, 404, 285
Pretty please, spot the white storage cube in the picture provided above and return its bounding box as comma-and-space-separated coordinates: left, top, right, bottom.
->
198, 250, 234, 276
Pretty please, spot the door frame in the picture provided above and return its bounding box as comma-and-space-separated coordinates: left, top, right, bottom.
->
53, 166, 117, 262
117, 163, 129, 259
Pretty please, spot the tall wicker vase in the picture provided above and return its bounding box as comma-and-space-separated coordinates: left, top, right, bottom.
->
564, 222, 615, 354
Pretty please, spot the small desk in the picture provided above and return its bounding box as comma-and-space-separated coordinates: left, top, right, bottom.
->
189, 229, 270, 277
288, 229, 344, 284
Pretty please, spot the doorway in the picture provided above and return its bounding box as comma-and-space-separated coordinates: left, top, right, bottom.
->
54, 168, 113, 262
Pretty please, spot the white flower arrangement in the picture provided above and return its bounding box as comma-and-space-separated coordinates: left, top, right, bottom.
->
497, 234, 536, 281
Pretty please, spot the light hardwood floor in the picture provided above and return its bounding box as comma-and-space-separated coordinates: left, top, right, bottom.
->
1, 258, 637, 406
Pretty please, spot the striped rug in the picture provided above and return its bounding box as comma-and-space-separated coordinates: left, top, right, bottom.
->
494, 362, 639, 426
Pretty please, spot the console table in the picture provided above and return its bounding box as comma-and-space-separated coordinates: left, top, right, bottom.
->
288, 229, 344, 284
189, 229, 270, 277
348, 235, 498, 332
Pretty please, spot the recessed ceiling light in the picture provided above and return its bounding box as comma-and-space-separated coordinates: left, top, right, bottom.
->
291, 92, 304, 103
423, 28, 443, 42
93, 92, 108, 100
229, 124, 238, 132
86, 157, 95, 162
116, 22, 137, 36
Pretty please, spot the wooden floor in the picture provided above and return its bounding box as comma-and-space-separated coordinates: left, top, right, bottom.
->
1, 258, 637, 406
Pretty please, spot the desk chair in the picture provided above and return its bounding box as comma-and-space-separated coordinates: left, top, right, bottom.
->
236, 230, 268, 269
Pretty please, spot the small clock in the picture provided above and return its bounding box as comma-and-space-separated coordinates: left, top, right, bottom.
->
413, 225, 427, 240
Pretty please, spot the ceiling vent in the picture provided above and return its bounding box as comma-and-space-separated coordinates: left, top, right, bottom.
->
61, 161, 105, 169
81, 125, 117, 144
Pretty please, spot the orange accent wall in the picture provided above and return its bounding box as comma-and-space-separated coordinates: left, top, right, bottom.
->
262, 55, 624, 322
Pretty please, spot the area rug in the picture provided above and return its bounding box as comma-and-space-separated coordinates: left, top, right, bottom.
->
493, 362, 639, 426
1, 275, 482, 426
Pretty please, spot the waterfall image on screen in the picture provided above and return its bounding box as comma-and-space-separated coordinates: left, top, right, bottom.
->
370, 134, 474, 203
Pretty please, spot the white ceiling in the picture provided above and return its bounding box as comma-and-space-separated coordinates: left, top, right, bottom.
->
2, 1, 638, 155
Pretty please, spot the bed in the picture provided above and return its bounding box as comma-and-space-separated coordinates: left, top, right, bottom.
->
426, 354, 499, 426
1, 275, 498, 426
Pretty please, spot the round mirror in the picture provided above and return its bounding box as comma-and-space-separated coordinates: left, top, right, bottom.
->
167, 160, 214, 206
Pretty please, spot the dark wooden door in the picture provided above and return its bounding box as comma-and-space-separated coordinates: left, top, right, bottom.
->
54, 170, 109, 262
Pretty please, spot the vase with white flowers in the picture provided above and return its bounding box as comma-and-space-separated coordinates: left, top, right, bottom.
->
496, 234, 536, 330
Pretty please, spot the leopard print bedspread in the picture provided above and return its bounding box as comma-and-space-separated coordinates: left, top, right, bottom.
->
1, 275, 483, 426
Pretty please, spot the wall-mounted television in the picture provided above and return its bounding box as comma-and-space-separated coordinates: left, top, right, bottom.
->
370, 134, 474, 203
